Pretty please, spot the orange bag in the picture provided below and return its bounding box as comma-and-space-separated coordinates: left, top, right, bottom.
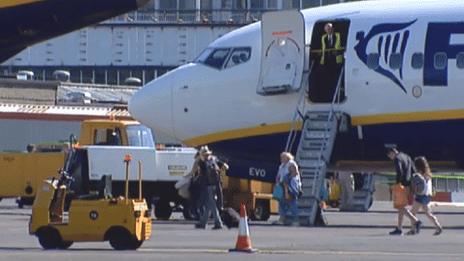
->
392, 184, 408, 209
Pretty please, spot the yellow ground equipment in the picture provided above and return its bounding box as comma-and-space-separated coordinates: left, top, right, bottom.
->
0, 119, 154, 207
222, 173, 278, 221
29, 150, 151, 250
328, 177, 341, 208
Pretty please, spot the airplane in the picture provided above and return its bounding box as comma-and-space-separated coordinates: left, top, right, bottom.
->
0, 0, 148, 63
129, 0, 464, 184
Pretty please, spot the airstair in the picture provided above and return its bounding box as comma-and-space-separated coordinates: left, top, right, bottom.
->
285, 66, 344, 226
295, 110, 338, 226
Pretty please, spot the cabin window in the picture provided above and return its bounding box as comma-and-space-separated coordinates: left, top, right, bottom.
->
126, 125, 154, 148
434, 52, 447, 70
389, 53, 402, 70
224, 47, 251, 68
411, 52, 424, 69
456, 52, 464, 69
367, 53, 379, 70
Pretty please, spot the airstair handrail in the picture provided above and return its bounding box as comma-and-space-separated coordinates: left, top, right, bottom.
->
284, 60, 314, 153
317, 65, 345, 164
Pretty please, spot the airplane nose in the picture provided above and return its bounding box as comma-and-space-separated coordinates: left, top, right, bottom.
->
128, 76, 174, 137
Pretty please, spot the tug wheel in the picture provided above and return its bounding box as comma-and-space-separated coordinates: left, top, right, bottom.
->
37, 227, 62, 249
107, 227, 140, 250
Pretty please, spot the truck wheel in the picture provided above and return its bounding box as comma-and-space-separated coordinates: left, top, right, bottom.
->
129, 239, 143, 250
251, 200, 270, 221
37, 227, 62, 249
182, 203, 199, 221
154, 200, 172, 220
58, 241, 73, 249
108, 227, 132, 250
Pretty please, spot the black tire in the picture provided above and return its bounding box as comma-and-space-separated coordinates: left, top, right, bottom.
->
129, 239, 143, 250
250, 200, 270, 221
107, 227, 142, 250
182, 202, 200, 221
154, 200, 172, 220
58, 241, 73, 249
37, 227, 62, 250
108, 228, 132, 250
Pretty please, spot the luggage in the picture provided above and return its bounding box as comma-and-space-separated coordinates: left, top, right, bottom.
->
392, 184, 408, 209
272, 183, 284, 200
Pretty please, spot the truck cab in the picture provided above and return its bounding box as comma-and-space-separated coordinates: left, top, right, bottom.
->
79, 120, 155, 148
0, 119, 156, 207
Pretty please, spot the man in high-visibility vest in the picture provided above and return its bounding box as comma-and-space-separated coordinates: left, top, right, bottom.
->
317, 23, 344, 102
320, 23, 343, 66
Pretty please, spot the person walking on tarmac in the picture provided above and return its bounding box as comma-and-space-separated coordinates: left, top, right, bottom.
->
387, 146, 419, 235
274, 152, 301, 226
195, 146, 224, 230
408, 156, 442, 235
319, 22, 344, 102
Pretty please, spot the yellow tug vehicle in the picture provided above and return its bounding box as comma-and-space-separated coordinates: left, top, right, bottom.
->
29, 149, 151, 250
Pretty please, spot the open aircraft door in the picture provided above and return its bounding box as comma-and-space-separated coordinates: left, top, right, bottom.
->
258, 10, 305, 95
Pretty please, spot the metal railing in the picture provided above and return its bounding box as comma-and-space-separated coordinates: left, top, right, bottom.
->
284, 60, 314, 153
104, 9, 279, 25
317, 65, 345, 164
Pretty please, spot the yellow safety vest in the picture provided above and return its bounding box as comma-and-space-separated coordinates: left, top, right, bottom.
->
320, 32, 343, 65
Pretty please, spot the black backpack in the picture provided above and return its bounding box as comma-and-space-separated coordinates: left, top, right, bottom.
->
205, 158, 220, 185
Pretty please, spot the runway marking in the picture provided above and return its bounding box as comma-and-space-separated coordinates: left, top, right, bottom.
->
139, 248, 463, 257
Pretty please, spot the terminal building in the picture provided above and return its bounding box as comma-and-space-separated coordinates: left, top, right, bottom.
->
0, 0, 357, 85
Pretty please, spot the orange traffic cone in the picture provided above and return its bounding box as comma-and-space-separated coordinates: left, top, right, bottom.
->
229, 204, 256, 253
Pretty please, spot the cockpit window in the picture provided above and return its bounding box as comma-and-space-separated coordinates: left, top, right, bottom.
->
225, 47, 251, 68
203, 48, 231, 69
194, 48, 213, 63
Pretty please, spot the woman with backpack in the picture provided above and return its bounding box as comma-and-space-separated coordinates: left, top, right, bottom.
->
408, 156, 443, 235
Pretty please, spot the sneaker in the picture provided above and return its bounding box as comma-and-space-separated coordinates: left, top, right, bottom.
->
195, 224, 206, 229
433, 227, 443, 236
415, 220, 422, 234
389, 228, 402, 235
405, 230, 416, 235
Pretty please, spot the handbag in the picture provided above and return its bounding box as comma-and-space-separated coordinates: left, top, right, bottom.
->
272, 183, 284, 200
392, 184, 408, 209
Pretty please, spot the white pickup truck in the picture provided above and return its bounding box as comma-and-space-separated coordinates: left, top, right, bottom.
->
67, 145, 196, 219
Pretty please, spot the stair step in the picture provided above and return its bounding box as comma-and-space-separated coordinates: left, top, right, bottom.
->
304, 131, 331, 140
306, 121, 331, 130
298, 150, 321, 159
298, 160, 324, 168
307, 112, 330, 121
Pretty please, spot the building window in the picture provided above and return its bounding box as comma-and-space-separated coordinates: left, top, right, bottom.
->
367, 53, 379, 70
434, 52, 447, 70
411, 52, 424, 69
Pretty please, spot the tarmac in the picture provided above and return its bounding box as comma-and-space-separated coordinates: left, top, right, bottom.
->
1, 199, 464, 261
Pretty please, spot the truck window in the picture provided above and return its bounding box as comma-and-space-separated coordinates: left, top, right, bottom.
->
93, 128, 122, 145
126, 125, 155, 148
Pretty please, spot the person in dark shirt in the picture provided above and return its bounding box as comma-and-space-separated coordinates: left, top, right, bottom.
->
387, 146, 420, 235
195, 146, 224, 230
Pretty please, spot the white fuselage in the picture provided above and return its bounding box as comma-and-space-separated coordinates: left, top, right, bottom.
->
129, 0, 464, 181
